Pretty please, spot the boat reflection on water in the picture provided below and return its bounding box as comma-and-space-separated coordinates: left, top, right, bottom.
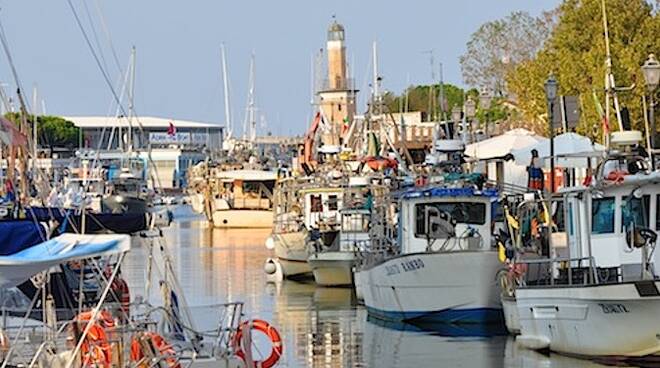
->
271, 280, 364, 367
366, 315, 508, 338
503, 338, 612, 368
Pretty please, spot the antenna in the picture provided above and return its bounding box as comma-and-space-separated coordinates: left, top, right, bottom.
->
372, 41, 380, 112
422, 49, 436, 121
221, 43, 233, 139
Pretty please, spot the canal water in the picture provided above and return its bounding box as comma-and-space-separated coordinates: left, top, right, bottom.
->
123, 208, 613, 368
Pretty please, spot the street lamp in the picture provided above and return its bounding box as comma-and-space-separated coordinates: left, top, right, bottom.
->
544, 74, 558, 193
642, 54, 660, 167
451, 105, 462, 139
480, 87, 494, 137
465, 97, 477, 143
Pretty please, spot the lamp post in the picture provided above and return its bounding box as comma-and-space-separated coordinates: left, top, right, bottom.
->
642, 54, 660, 168
480, 87, 493, 137
451, 105, 462, 140
465, 97, 476, 143
544, 74, 558, 193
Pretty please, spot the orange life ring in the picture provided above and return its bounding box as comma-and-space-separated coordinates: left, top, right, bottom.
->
74, 310, 115, 368
232, 319, 282, 368
130, 332, 181, 368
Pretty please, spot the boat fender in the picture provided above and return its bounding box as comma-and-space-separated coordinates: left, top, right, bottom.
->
233, 319, 282, 368
130, 332, 181, 368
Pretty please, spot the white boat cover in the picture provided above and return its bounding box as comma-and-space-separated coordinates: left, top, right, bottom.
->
465, 129, 546, 159
511, 132, 605, 168
0, 234, 131, 288
214, 169, 277, 181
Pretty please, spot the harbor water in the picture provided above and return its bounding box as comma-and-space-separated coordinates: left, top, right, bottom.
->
123, 207, 612, 368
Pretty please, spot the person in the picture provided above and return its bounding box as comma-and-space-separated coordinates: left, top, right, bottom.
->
527, 149, 544, 190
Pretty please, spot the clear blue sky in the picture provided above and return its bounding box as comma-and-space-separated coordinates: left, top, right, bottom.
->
0, 0, 559, 136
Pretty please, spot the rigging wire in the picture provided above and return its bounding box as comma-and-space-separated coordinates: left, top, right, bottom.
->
65, 0, 164, 190
80, 0, 111, 78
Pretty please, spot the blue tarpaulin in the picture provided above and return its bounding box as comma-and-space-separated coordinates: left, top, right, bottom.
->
0, 221, 46, 255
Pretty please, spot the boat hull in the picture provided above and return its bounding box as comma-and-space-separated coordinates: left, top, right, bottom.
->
212, 209, 272, 228
361, 251, 503, 324
308, 252, 356, 287
516, 280, 660, 357
273, 232, 312, 278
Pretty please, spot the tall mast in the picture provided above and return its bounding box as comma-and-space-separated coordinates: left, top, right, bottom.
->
372, 41, 380, 113
243, 52, 257, 144
221, 43, 232, 140
127, 46, 136, 152
32, 85, 38, 161
601, 0, 623, 146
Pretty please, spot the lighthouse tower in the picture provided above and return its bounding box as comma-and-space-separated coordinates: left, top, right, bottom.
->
319, 19, 357, 146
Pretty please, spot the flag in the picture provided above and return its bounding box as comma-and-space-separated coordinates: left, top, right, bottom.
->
167, 121, 176, 136
0, 117, 27, 146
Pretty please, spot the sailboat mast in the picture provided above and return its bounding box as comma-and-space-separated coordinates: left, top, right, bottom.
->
127, 46, 136, 152
32, 85, 38, 161
601, 0, 623, 146
244, 53, 257, 144
221, 43, 232, 140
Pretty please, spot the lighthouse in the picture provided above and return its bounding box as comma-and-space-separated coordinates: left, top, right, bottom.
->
318, 19, 357, 146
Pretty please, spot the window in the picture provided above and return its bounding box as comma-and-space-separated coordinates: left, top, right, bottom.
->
415, 201, 486, 237
592, 197, 614, 234
310, 195, 322, 213
568, 203, 574, 236
622, 195, 650, 231
328, 195, 339, 211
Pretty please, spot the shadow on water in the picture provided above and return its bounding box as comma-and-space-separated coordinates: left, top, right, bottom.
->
123, 212, 637, 367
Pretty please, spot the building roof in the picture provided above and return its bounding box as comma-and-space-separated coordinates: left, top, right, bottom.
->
64, 116, 223, 129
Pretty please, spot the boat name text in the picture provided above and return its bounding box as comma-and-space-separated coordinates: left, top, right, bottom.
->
598, 303, 629, 314
385, 258, 425, 276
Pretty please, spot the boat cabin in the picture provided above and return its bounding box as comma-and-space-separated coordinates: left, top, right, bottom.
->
397, 187, 500, 254
214, 170, 276, 211
560, 171, 660, 280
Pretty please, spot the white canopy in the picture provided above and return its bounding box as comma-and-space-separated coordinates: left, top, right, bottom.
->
511, 132, 606, 168
0, 234, 131, 288
465, 128, 546, 159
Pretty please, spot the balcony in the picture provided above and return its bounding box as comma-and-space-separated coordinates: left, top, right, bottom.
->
318, 78, 356, 92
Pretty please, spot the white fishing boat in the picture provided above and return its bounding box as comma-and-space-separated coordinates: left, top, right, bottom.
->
268, 175, 312, 279
210, 169, 276, 228
359, 181, 504, 323
513, 140, 660, 358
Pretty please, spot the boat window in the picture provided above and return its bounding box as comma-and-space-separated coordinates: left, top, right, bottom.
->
415, 201, 486, 237
328, 195, 339, 211
310, 195, 322, 212
592, 197, 614, 234
621, 195, 650, 231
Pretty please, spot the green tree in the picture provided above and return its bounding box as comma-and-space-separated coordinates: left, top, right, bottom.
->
4, 113, 79, 149
506, 0, 660, 140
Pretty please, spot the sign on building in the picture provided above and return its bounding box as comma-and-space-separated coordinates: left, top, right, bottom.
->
149, 132, 191, 144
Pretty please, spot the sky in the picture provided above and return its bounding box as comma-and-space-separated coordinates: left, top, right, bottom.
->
0, 0, 559, 137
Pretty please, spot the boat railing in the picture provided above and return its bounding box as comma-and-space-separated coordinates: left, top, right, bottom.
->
515, 256, 619, 288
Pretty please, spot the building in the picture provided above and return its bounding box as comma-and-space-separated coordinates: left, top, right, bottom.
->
65, 116, 224, 190
318, 19, 357, 146
65, 116, 224, 151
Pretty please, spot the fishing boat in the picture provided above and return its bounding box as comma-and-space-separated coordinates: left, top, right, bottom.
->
268, 175, 313, 279
305, 176, 379, 287
209, 169, 276, 228
511, 131, 660, 358
358, 133, 506, 323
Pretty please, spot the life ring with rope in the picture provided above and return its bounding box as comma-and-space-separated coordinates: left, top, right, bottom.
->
73, 310, 115, 368
130, 331, 181, 368
232, 319, 283, 368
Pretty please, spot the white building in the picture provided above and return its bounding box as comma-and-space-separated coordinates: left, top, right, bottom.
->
65, 116, 224, 189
